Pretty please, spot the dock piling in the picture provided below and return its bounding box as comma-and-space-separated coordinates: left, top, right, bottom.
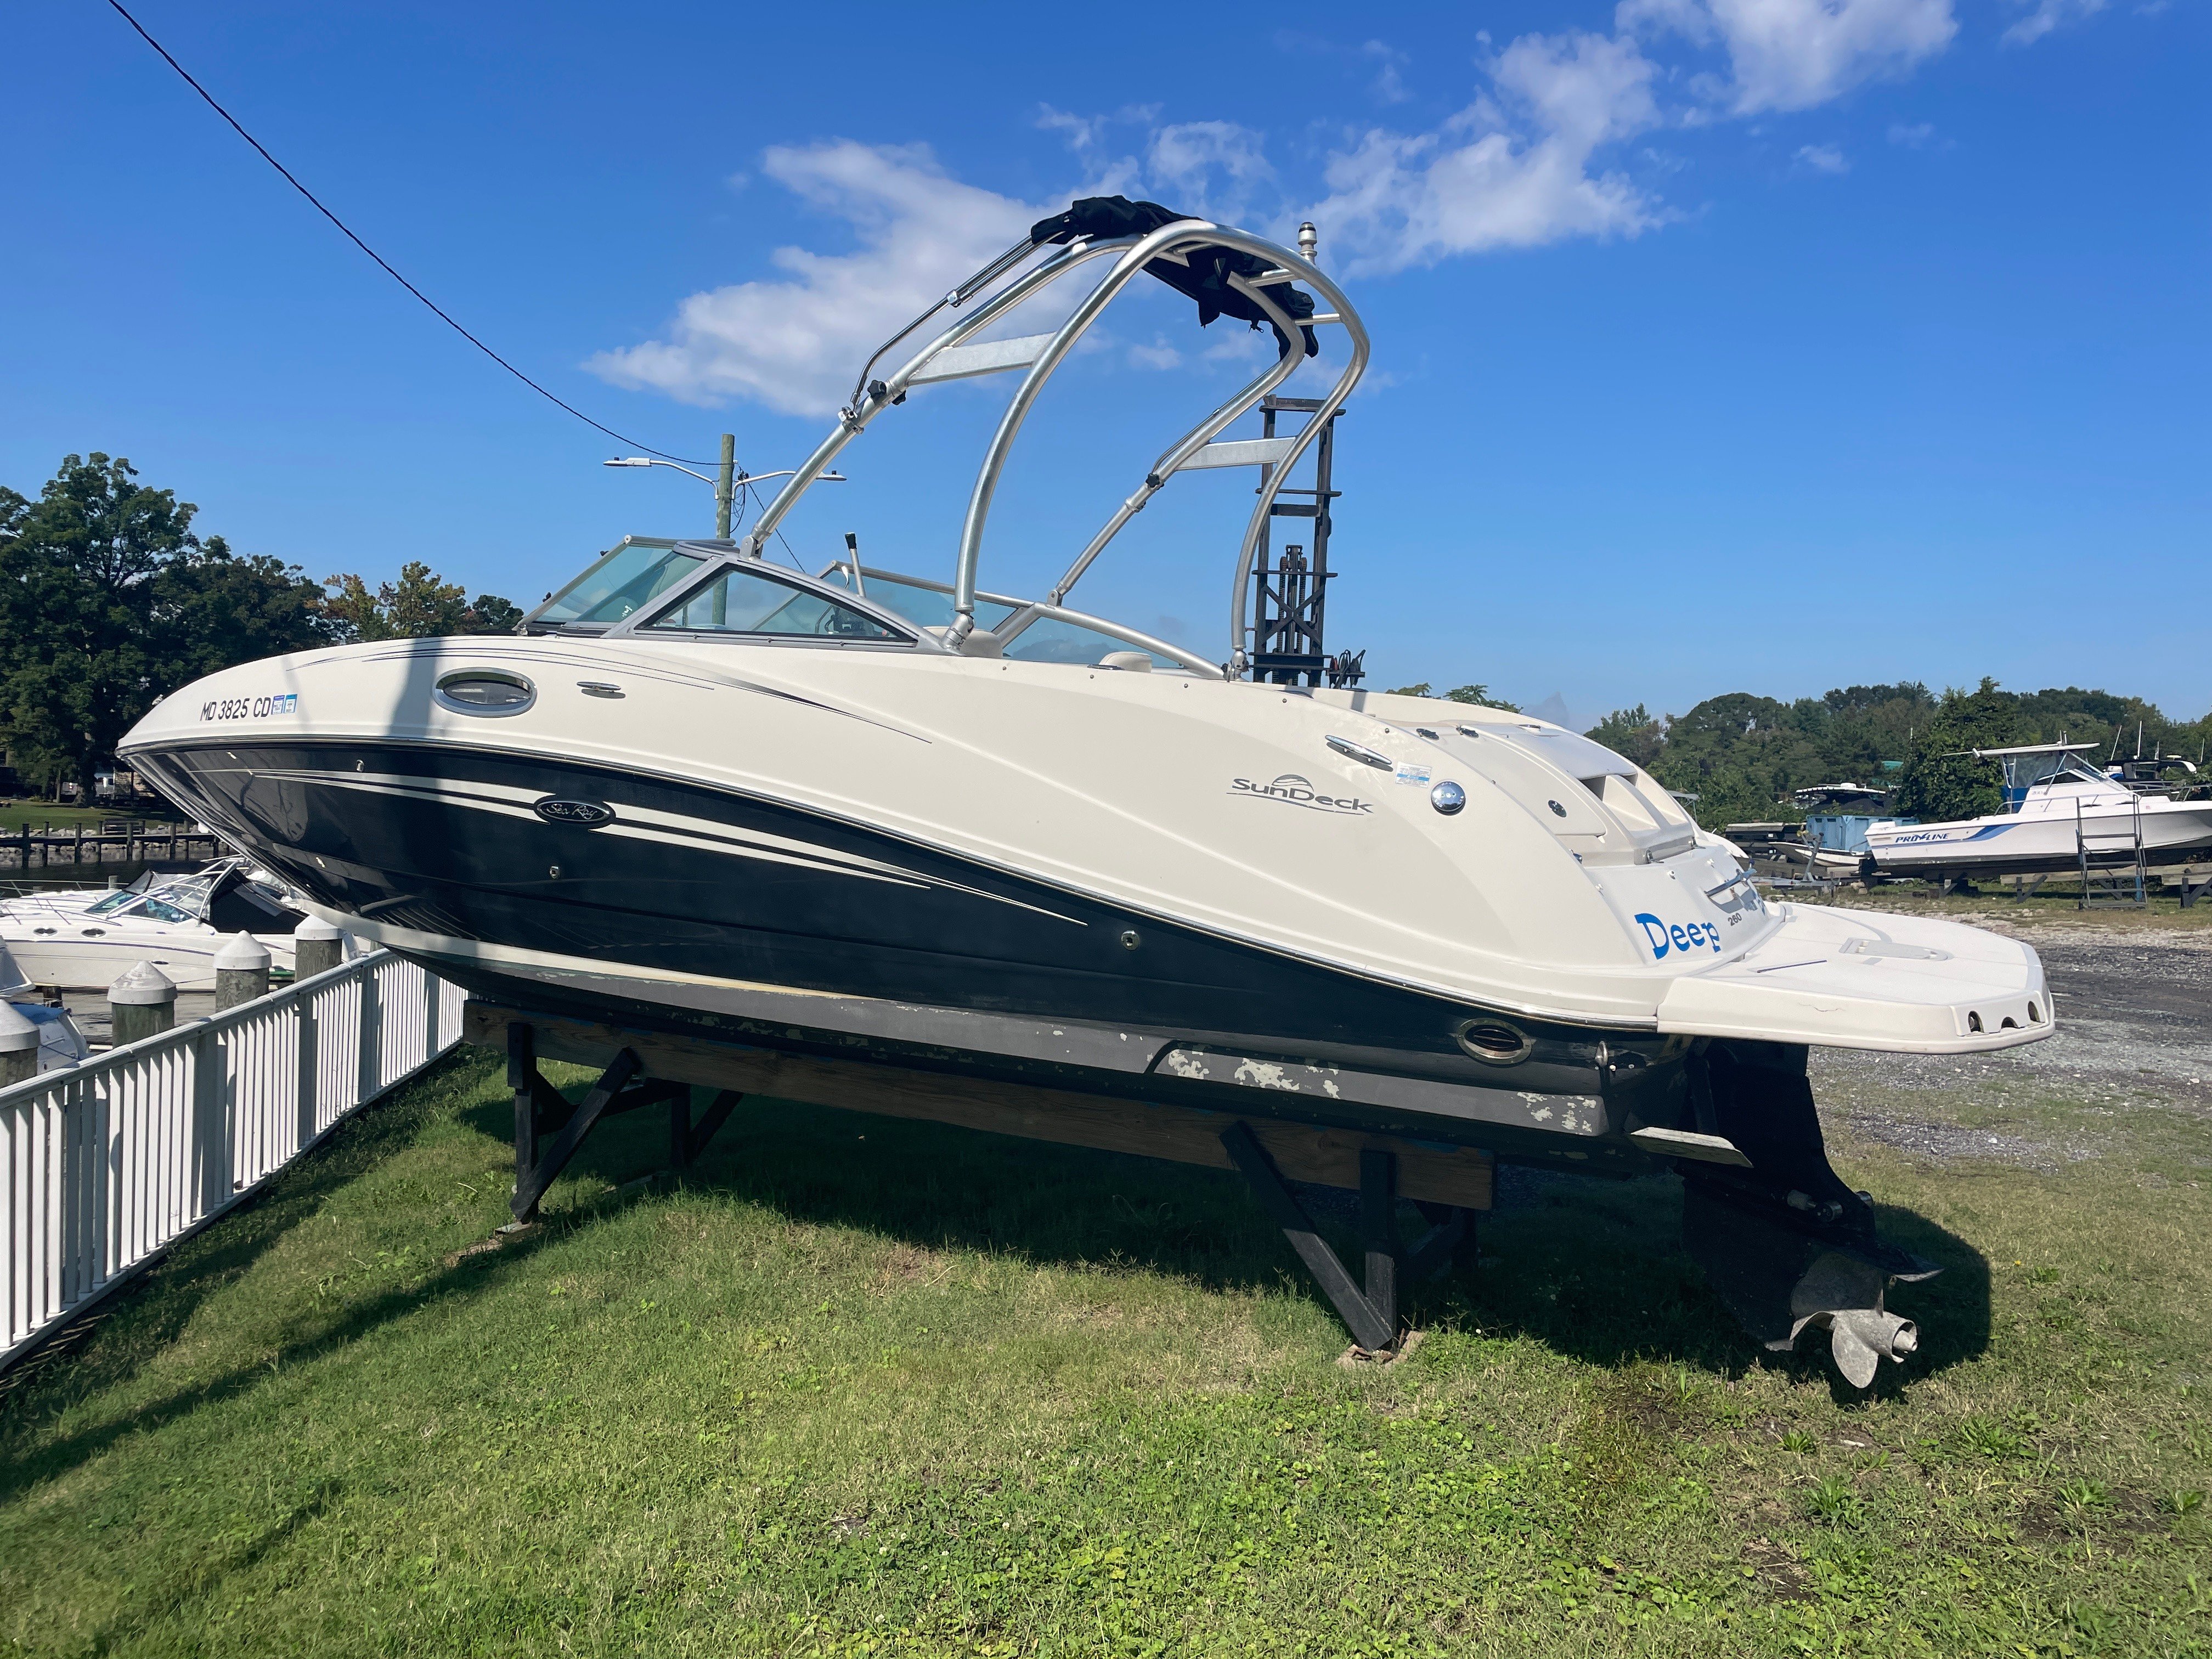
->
109, 961, 178, 1046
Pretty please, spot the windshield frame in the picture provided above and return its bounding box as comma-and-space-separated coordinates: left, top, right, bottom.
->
816, 560, 1221, 675
604, 548, 930, 649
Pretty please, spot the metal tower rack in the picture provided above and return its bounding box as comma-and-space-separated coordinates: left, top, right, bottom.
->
1248, 396, 1364, 689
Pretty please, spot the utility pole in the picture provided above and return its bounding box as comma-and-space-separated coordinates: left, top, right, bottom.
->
715, 433, 736, 539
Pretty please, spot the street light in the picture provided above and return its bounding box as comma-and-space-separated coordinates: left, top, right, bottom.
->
603, 438, 843, 539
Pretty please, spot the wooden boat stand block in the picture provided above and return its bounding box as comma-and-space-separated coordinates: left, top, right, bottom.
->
473, 1002, 1491, 1353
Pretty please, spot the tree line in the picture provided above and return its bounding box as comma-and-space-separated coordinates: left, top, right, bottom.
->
0, 453, 522, 796
1579, 679, 2212, 828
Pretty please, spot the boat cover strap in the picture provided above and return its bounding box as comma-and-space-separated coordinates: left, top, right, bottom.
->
1029, 196, 1319, 358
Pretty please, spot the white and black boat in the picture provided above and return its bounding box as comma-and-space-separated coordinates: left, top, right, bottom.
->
119, 200, 2056, 1381
1864, 743, 2212, 880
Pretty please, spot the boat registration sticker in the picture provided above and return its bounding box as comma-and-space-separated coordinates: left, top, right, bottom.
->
200, 692, 299, 722
1393, 764, 1433, 786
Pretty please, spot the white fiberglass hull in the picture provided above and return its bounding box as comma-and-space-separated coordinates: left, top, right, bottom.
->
1, 923, 295, 992
117, 635, 2049, 1056
1866, 795, 2212, 877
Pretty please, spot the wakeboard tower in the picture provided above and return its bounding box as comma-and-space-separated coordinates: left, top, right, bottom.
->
120, 199, 2053, 1384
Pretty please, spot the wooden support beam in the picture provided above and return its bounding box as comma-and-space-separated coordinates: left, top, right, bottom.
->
1222, 1122, 1396, 1353
464, 1003, 1492, 1212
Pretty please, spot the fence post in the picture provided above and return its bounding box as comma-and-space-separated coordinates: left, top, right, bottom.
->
296, 988, 320, 1154
357, 963, 382, 1105
192, 1023, 228, 1213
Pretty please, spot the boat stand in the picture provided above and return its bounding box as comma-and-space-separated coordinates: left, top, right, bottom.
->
475, 1003, 1492, 1348
1219, 1121, 1476, 1353
506, 1023, 741, 1224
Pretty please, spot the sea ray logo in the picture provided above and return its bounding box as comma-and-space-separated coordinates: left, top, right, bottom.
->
1228, 772, 1373, 815
533, 797, 616, 827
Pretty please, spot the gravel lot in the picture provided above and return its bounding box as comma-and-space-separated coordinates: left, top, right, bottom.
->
1813, 919, 2212, 1169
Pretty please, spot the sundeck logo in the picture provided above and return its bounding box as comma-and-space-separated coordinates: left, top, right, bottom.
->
533, 797, 616, 827
1229, 773, 1373, 815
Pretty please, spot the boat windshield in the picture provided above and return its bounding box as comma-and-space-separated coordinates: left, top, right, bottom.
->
537, 540, 708, 628
647, 563, 907, 641
819, 567, 1186, 670
1999, 750, 2109, 809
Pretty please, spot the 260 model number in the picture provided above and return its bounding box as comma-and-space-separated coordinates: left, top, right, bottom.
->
200, 692, 300, 722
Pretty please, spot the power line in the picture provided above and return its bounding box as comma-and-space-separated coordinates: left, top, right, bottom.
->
106, 0, 716, 466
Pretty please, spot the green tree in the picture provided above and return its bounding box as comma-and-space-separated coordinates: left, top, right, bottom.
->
1892, 678, 2022, 822
1638, 692, 1831, 830
1585, 704, 1666, 770
0, 453, 332, 792
1383, 682, 1520, 712
324, 561, 522, 641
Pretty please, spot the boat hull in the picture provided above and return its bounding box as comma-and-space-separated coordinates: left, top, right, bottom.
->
126, 733, 1670, 1167
1, 928, 295, 992
1865, 798, 2212, 878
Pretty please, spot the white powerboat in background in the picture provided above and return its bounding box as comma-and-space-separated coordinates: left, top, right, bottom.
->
1, 857, 301, 990
1864, 743, 2212, 880
0, 855, 250, 923
120, 198, 2056, 1381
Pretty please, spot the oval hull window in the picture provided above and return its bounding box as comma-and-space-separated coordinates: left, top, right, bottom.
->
435, 669, 537, 716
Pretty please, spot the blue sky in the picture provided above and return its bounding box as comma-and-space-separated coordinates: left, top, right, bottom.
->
4, 0, 2204, 726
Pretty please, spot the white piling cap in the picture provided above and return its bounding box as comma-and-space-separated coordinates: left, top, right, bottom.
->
293, 916, 344, 941
214, 931, 273, 971
0, 999, 37, 1055
109, 960, 179, 1005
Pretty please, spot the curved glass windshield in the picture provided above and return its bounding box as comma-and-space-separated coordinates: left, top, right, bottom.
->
538, 540, 707, 627
818, 567, 1182, 668
820, 568, 1015, 634
648, 565, 906, 640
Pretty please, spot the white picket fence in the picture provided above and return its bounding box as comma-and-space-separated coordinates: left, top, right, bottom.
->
1, 952, 466, 1369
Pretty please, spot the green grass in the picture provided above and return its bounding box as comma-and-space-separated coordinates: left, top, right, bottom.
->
3, 805, 185, 832
2, 1046, 2208, 1657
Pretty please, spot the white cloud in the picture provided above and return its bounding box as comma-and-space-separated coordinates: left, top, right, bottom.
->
1307, 31, 1668, 275
597, 0, 1985, 417
1127, 335, 1184, 371
1362, 41, 1413, 104
2002, 0, 2107, 44
586, 142, 1041, 419
1036, 103, 1161, 153
1146, 122, 1273, 219
1623, 0, 1957, 112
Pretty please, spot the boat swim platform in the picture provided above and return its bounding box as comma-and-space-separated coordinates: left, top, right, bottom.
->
465, 1000, 1491, 1356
